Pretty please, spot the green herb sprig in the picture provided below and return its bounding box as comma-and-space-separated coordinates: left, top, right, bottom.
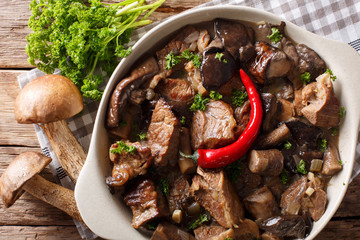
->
165, 49, 202, 70
26, 0, 164, 101
188, 214, 209, 230
110, 141, 137, 154
300, 72, 311, 84
320, 139, 327, 152
159, 178, 170, 195
190, 94, 210, 111
225, 159, 242, 182
209, 91, 223, 101
284, 140, 292, 150
280, 170, 290, 184
296, 160, 307, 175
215, 52, 228, 63
231, 89, 248, 107
325, 68, 337, 81
267, 27, 283, 43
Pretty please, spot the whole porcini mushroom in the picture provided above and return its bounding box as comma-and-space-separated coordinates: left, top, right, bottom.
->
14, 74, 86, 182
0, 152, 82, 222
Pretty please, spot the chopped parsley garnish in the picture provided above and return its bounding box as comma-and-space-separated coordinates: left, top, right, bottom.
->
338, 159, 343, 165
190, 94, 210, 111
180, 116, 186, 126
188, 213, 209, 230
231, 89, 248, 107
146, 221, 158, 230
215, 52, 228, 63
225, 159, 242, 182
296, 160, 307, 175
330, 127, 338, 136
284, 140, 292, 150
300, 72, 311, 84
320, 139, 327, 152
182, 49, 202, 68
110, 141, 137, 154
26, 0, 164, 101
280, 170, 290, 184
137, 132, 147, 140
165, 52, 182, 70
209, 91, 223, 101
159, 178, 170, 195
339, 106, 346, 118
224, 238, 233, 240
267, 27, 283, 43
326, 68, 337, 81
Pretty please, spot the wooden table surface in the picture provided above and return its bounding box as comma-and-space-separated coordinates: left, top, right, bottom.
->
1, 0, 359, 239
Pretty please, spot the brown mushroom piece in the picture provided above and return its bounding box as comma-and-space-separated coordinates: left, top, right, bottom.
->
14, 74, 86, 182
322, 142, 342, 176
150, 222, 195, 240
107, 56, 159, 128
259, 215, 306, 239
256, 123, 291, 149
0, 152, 82, 222
248, 149, 284, 176
301, 72, 340, 127
248, 41, 293, 84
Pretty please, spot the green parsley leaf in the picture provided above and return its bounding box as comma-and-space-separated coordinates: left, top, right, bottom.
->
231, 89, 248, 107
320, 139, 327, 152
137, 132, 147, 140
284, 141, 292, 150
339, 106, 346, 118
146, 221, 158, 230
26, 0, 164, 101
215, 52, 228, 63
188, 214, 209, 230
267, 27, 283, 43
300, 72, 311, 84
181, 49, 202, 68
180, 116, 186, 126
110, 141, 137, 154
224, 238, 233, 240
165, 52, 182, 70
330, 127, 338, 136
159, 178, 170, 195
225, 159, 242, 182
209, 91, 223, 101
326, 68, 337, 81
190, 94, 210, 111
280, 170, 290, 184
338, 159, 343, 165
297, 160, 308, 175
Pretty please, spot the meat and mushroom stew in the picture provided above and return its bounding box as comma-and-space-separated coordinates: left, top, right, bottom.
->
105, 19, 343, 240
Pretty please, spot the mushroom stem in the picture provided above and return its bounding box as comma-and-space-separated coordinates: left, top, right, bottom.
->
42, 120, 87, 182
23, 174, 83, 222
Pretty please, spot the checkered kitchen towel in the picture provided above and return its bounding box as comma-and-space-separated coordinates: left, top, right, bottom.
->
17, 0, 360, 238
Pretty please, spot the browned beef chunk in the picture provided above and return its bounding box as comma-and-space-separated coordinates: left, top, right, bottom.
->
276, 99, 295, 122
248, 42, 292, 84
191, 100, 237, 149
280, 176, 307, 215
322, 143, 342, 176
294, 89, 304, 116
261, 232, 282, 240
124, 179, 169, 228
157, 78, 195, 114
259, 215, 306, 239
201, 48, 236, 91
256, 123, 291, 149
167, 175, 192, 214
106, 142, 152, 187
248, 149, 284, 176
262, 176, 286, 202
194, 225, 234, 240
150, 222, 195, 240
244, 187, 280, 222
215, 19, 255, 61
301, 72, 340, 127
307, 188, 327, 221
156, 26, 199, 75
192, 167, 244, 228
261, 93, 278, 133
107, 57, 159, 128
234, 100, 251, 134
147, 98, 180, 166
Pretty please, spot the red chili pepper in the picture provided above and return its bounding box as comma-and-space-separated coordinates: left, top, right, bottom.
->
182, 69, 263, 168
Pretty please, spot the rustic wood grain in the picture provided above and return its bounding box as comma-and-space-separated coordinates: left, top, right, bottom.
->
0, 70, 39, 147
0, 226, 80, 239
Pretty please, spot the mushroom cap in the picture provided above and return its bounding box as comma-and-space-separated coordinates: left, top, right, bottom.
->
0, 152, 51, 207
14, 74, 84, 124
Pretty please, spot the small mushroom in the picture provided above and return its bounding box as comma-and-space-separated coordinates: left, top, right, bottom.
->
0, 152, 82, 222
14, 74, 86, 182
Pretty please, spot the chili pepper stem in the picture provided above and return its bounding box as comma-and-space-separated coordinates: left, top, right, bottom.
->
179, 150, 199, 164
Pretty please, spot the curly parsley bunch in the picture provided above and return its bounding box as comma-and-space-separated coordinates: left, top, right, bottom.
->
26, 0, 164, 101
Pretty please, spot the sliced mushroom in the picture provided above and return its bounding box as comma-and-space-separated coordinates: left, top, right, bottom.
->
150, 222, 195, 240
0, 152, 82, 222
248, 149, 284, 176
301, 72, 340, 127
277, 99, 295, 122
14, 74, 86, 182
256, 123, 291, 149
107, 57, 159, 128
259, 215, 306, 239
261, 93, 278, 133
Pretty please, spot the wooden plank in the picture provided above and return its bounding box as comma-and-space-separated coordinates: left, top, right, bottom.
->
0, 0, 210, 69
317, 219, 360, 239
334, 174, 360, 218
0, 226, 80, 239
0, 70, 39, 147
